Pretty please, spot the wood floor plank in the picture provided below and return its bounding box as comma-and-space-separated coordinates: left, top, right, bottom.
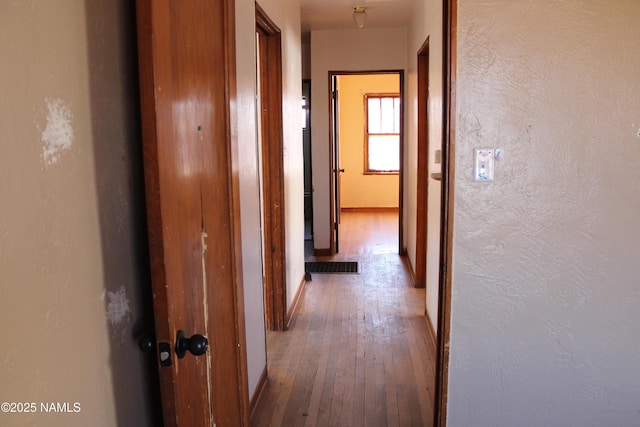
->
251, 211, 435, 427
303, 282, 333, 426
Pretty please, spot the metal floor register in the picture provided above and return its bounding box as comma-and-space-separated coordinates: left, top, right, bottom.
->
304, 261, 359, 274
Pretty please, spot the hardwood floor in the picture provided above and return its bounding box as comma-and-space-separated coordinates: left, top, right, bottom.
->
252, 209, 436, 426
337, 209, 399, 255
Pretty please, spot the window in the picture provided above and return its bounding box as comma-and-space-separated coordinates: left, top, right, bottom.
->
365, 94, 400, 174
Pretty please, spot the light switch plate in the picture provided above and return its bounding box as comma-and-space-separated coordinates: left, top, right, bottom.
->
474, 148, 494, 181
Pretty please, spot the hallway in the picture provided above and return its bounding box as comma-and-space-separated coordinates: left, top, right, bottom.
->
252, 210, 436, 426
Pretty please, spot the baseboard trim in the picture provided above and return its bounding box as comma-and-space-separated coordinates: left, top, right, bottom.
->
401, 252, 417, 288
340, 207, 399, 213
314, 248, 332, 257
249, 365, 268, 422
286, 273, 307, 329
425, 309, 437, 349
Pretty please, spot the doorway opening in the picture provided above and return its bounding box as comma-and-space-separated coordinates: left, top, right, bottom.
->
327, 71, 405, 256
256, 3, 287, 332
302, 79, 314, 259
415, 37, 430, 290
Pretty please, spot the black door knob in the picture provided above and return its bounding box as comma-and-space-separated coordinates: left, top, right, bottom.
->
175, 330, 208, 358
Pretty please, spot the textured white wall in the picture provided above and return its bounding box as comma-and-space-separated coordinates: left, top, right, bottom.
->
448, 1, 640, 425
310, 28, 408, 250
406, 0, 444, 332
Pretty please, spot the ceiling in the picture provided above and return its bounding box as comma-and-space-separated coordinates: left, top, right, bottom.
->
300, 0, 413, 32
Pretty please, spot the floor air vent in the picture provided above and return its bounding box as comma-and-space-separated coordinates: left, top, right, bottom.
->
304, 261, 359, 274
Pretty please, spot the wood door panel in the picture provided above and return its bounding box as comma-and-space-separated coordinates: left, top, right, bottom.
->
137, 0, 248, 425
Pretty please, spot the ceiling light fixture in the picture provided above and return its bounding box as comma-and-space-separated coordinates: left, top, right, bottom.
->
353, 6, 367, 29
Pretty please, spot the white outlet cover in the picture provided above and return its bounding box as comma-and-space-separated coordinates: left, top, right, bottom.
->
474, 148, 495, 181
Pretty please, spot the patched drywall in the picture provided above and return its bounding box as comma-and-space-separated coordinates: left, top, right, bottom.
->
104, 287, 131, 326
41, 98, 74, 167
447, 1, 640, 425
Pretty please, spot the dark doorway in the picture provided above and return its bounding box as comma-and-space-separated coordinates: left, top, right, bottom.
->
302, 79, 314, 258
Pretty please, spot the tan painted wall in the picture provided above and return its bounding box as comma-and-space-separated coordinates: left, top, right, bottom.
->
338, 74, 400, 209
0, 2, 157, 425
448, 1, 640, 425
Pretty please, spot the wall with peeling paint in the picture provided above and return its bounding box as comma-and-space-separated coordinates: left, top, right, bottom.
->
0, 1, 158, 425
447, 1, 640, 425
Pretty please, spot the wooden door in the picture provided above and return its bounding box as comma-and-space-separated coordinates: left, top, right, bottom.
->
330, 75, 341, 253
136, 0, 249, 425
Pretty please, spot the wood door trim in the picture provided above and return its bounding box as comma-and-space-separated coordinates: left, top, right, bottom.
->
415, 37, 430, 289
256, 3, 287, 331
256, 2, 278, 33
435, 0, 457, 425
314, 248, 333, 257
398, 71, 406, 253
